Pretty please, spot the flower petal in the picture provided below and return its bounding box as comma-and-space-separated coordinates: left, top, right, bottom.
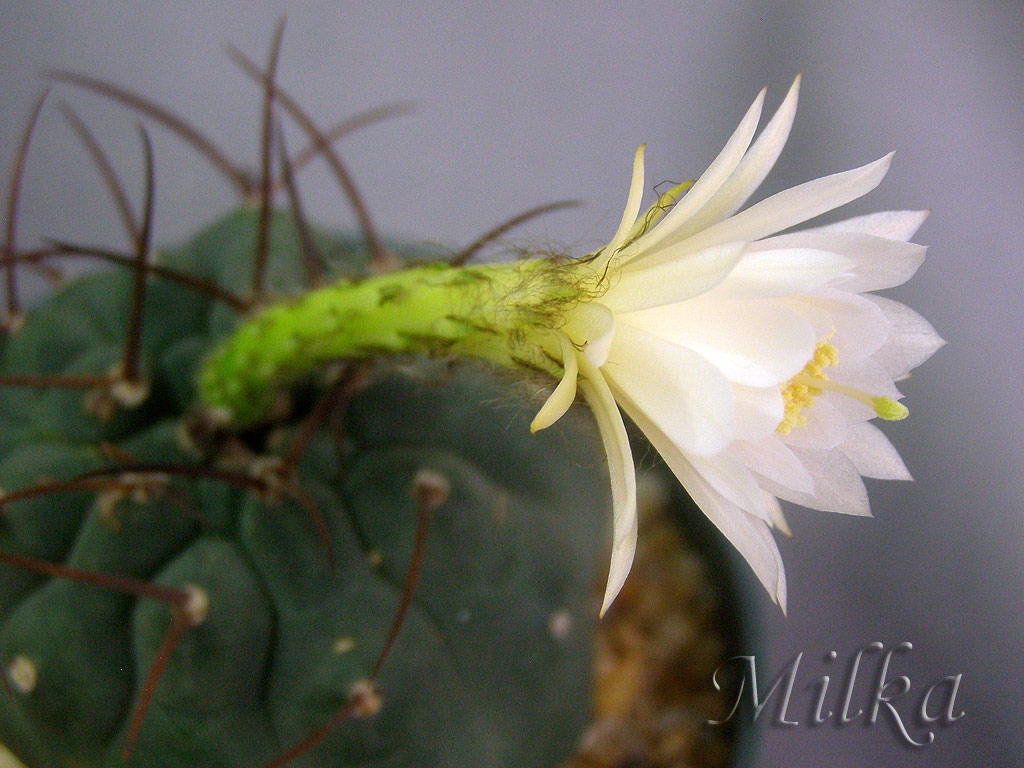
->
764, 493, 793, 537
753, 230, 925, 293
630, 88, 767, 257
604, 242, 746, 313
600, 144, 647, 263
658, 153, 895, 261
790, 290, 892, 360
830, 357, 903, 401
603, 324, 735, 456
687, 452, 769, 520
672, 74, 802, 238
714, 247, 854, 298
864, 295, 945, 377
614, 392, 787, 610
564, 302, 616, 367
530, 331, 579, 433
675, 463, 788, 611
578, 367, 637, 617
777, 397, 847, 450
621, 297, 816, 387
822, 390, 874, 423
840, 421, 913, 480
768, 448, 872, 517
809, 209, 929, 242
730, 436, 815, 495
623, 180, 694, 245
733, 383, 785, 440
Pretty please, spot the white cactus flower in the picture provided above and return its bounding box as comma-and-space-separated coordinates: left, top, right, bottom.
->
530, 76, 943, 614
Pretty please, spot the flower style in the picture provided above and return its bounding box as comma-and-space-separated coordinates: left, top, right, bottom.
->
528, 75, 943, 615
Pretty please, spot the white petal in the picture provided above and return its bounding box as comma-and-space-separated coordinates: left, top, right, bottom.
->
603, 324, 734, 456
764, 493, 793, 537
530, 332, 579, 433
672, 74, 801, 237
830, 357, 903, 401
714, 247, 854, 298
791, 290, 892, 360
809, 209, 929, 242
767, 448, 872, 516
733, 383, 785, 440
687, 452, 769, 520
833, 241, 926, 293
603, 242, 746, 313
564, 302, 616, 367
621, 298, 816, 387
822, 390, 875, 423
658, 153, 895, 260
624, 180, 693, 244
601, 144, 647, 264
680, 461, 788, 611
840, 421, 913, 480
578, 369, 637, 617
630, 89, 766, 257
777, 397, 847, 450
751, 231, 925, 293
863, 295, 945, 377
730, 436, 816, 495
785, 298, 836, 339
615, 393, 787, 610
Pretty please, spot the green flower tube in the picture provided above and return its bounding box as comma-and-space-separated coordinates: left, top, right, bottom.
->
199, 259, 582, 426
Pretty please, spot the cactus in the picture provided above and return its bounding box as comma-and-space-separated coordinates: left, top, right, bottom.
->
0, 25, 625, 762
0, 26, 747, 768
0, 197, 614, 767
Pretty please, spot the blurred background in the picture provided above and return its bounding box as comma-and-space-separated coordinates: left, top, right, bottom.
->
1, 2, 1021, 766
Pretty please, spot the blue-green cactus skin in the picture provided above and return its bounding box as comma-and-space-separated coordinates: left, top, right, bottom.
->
0, 209, 610, 768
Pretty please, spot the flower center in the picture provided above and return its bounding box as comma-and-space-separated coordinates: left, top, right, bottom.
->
776, 339, 910, 436
776, 341, 838, 434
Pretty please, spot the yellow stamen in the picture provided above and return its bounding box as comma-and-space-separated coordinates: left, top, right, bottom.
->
777, 340, 908, 434
777, 341, 837, 434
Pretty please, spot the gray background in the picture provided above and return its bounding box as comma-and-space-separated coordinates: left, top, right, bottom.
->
2, 2, 1022, 766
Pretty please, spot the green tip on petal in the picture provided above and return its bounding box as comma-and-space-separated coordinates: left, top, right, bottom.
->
872, 397, 908, 421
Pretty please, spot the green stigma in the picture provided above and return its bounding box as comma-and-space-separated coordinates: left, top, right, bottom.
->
872, 397, 909, 421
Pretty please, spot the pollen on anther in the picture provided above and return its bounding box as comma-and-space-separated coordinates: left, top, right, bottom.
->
777, 341, 838, 435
